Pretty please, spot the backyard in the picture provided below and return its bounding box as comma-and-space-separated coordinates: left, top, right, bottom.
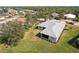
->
0, 24, 79, 52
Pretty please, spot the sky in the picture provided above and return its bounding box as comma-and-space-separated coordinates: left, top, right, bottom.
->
0, 0, 79, 6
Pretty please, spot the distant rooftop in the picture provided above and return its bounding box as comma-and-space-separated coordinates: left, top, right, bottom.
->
0, 14, 25, 25
0, 13, 11, 16
64, 13, 76, 19
51, 13, 59, 16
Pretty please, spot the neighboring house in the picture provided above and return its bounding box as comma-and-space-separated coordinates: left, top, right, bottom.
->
37, 18, 46, 22
19, 11, 26, 16
0, 13, 13, 21
64, 13, 76, 20
0, 13, 12, 18
0, 8, 3, 14
25, 9, 37, 15
51, 13, 60, 20
37, 19, 66, 43
0, 14, 25, 26
8, 8, 18, 15
19, 9, 37, 15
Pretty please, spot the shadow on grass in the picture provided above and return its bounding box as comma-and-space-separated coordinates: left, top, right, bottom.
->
68, 35, 79, 49
0, 37, 21, 48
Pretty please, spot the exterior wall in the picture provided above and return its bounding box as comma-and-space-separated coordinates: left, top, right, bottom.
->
49, 36, 56, 42
64, 17, 75, 20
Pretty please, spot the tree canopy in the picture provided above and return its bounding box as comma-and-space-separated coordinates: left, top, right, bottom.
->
0, 20, 25, 47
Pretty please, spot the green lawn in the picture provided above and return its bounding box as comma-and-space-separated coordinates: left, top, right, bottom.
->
0, 24, 79, 53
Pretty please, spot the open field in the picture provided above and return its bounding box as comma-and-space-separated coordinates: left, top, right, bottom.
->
0, 24, 79, 53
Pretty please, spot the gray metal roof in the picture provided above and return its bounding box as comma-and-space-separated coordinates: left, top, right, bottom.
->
51, 13, 59, 17
0, 13, 10, 16
38, 19, 66, 42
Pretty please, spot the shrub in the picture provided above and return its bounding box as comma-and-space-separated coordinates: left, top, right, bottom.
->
76, 16, 79, 22
0, 20, 25, 47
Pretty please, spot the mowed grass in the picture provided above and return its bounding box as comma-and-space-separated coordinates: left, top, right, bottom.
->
0, 24, 79, 53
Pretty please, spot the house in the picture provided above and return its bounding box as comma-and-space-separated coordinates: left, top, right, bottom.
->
19, 9, 37, 15
0, 14, 25, 26
8, 8, 18, 16
37, 19, 66, 43
37, 18, 45, 22
51, 13, 60, 20
0, 8, 3, 14
25, 9, 37, 15
0, 13, 12, 18
0, 13, 13, 21
64, 13, 76, 20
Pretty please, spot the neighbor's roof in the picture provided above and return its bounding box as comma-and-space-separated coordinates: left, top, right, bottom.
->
37, 18, 45, 21
51, 13, 59, 16
0, 15, 25, 24
64, 13, 76, 19
38, 19, 66, 42
0, 13, 11, 16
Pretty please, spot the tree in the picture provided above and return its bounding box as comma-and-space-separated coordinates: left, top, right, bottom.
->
0, 20, 25, 47
76, 15, 79, 21
25, 12, 32, 25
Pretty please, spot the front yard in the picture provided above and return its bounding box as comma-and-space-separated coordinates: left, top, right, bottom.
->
0, 24, 79, 52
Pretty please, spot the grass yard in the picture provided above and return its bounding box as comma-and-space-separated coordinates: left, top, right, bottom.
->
0, 24, 79, 53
